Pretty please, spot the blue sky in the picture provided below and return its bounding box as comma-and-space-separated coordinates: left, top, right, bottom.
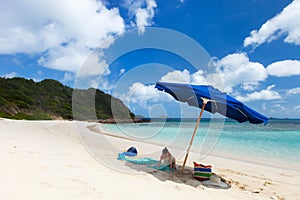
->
1, 0, 300, 118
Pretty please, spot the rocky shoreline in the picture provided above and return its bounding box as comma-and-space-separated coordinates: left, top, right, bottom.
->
98, 118, 151, 124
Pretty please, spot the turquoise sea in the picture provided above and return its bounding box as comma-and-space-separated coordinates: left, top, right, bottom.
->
101, 119, 300, 169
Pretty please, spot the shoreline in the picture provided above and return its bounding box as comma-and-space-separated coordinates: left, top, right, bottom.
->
1, 119, 299, 199
91, 123, 300, 173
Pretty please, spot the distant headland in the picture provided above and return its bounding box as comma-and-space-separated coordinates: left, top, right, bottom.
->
0, 77, 136, 121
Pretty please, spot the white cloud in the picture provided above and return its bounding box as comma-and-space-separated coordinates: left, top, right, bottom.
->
241, 82, 260, 91
118, 82, 173, 109
212, 53, 267, 93
38, 41, 90, 73
235, 85, 281, 102
274, 104, 286, 111
0, 0, 125, 75
190, 70, 207, 85
159, 69, 208, 86
2, 1, 124, 51
294, 105, 300, 111
244, 0, 300, 47
266, 60, 300, 77
119, 68, 126, 76
287, 87, 300, 95
62, 72, 75, 83
2, 72, 17, 78
36, 71, 43, 76
122, 0, 157, 34
158, 53, 268, 94
98, 78, 115, 92
0, 0, 159, 75
262, 102, 267, 110
160, 69, 191, 83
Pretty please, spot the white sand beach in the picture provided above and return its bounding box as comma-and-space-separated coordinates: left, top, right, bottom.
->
0, 118, 299, 200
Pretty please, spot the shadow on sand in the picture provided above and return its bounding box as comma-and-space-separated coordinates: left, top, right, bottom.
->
123, 161, 231, 190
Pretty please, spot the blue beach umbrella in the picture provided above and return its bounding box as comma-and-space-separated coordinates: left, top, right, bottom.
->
155, 82, 268, 171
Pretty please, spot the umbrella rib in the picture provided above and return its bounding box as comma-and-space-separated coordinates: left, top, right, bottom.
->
187, 96, 194, 100
214, 101, 218, 111
238, 109, 248, 118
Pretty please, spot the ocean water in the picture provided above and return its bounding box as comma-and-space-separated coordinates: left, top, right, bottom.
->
101, 119, 300, 168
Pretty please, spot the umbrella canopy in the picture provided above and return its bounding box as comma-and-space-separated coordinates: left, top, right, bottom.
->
155, 81, 268, 172
155, 82, 268, 124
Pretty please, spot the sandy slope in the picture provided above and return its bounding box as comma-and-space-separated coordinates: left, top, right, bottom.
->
0, 119, 299, 199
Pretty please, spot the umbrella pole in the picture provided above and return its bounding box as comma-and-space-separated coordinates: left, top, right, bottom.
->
181, 98, 208, 173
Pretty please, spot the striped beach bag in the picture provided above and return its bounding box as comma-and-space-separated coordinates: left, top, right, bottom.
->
193, 161, 212, 181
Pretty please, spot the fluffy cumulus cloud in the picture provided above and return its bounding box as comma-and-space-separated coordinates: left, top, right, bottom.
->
244, 0, 300, 47
0, 0, 157, 76
160, 69, 191, 83
118, 82, 173, 109
122, 0, 157, 34
0, 0, 126, 52
157, 53, 300, 104
160, 69, 210, 86
266, 60, 300, 77
235, 85, 281, 102
0, 0, 125, 75
37, 42, 91, 73
211, 53, 267, 93
159, 53, 269, 94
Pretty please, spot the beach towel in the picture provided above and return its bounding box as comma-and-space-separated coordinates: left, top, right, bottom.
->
122, 157, 158, 165
193, 161, 212, 181
117, 152, 137, 159
118, 155, 175, 172
148, 163, 176, 172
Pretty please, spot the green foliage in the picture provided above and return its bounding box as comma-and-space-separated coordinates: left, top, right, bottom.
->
0, 77, 135, 120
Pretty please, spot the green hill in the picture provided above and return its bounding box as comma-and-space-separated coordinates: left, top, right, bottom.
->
0, 77, 134, 120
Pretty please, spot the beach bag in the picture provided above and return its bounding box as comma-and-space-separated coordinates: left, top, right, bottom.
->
117, 147, 138, 160
124, 147, 138, 157
193, 161, 212, 181
127, 147, 138, 154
